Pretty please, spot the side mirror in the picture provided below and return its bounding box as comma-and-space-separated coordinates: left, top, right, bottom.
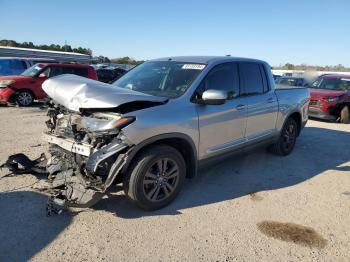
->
39, 73, 47, 78
201, 89, 227, 105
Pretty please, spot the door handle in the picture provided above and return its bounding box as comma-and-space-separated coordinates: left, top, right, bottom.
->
236, 104, 245, 110
267, 98, 275, 103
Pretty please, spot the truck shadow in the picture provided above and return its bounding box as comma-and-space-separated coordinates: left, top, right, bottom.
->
0, 191, 73, 262
94, 126, 350, 218
0, 126, 348, 261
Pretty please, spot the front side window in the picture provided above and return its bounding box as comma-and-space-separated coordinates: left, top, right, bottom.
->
239, 62, 265, 95
49, 67, 63, 77
113, 61, 205, 98
194, 63, 239, 100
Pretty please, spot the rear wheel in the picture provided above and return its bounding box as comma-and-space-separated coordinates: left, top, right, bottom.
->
269, 118, 298, 156
340, 106, 349, 124
16, 90, 34, 106
123, 145, 186, 211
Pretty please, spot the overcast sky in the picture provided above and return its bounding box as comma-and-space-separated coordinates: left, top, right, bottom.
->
1, 0, 349, 66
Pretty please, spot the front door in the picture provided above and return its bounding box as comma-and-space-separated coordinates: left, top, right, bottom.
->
194, 62, 247, 159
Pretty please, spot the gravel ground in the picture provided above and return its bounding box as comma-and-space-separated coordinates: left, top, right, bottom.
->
0, 106, 349, 262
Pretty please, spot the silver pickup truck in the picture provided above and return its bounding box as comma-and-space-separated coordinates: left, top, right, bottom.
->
33, 56, 309, 211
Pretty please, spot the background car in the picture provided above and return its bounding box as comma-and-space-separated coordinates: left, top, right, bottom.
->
96, 68, 127, 83
273, 74, 281, 81
0, 57, 57, 76
308, 74, 350, 123
0, 63, 97, 106
275, 77, 309, 87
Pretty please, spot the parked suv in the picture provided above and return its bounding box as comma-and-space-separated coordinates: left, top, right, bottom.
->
308, 74, 350, 123
0, 63, 97, 106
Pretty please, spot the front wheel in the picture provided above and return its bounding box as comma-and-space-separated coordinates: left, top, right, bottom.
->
123, 145, 186, 211
340, 106, 349, 124
16, 90, 34, 106
269, 118, 298, 156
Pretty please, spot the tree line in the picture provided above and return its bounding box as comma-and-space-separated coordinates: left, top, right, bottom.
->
273, 63, 350, 72
2, 40, 347, 68
0, 39, 92, 55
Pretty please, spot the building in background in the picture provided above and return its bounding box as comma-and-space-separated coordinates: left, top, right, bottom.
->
0, 46, 92, 63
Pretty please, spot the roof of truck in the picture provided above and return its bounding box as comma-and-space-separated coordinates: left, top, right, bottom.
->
151, 56, 268, 65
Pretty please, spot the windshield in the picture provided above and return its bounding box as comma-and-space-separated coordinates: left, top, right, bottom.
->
310, 77, 350, 91
21, 64, 45, 77
113, 61, 205, 98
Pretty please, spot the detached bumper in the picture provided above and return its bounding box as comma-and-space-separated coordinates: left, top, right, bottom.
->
45, 133, 132, 209
308, 107, 337, 121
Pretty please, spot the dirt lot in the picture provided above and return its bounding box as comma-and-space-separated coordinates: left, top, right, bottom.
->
0, 106, 349, 262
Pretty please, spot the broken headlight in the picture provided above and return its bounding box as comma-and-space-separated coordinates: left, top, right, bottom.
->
81, 116, 135, 133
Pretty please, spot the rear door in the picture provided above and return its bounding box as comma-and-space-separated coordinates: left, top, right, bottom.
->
238, 62, 278, 141
195, 62, 248, 159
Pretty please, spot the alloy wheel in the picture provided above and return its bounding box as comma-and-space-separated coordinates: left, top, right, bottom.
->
282, 122, 296, 151
143, 158, 180, 202
17, 92, 33, 106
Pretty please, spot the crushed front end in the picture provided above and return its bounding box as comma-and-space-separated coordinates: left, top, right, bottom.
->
43, 102, 134, 210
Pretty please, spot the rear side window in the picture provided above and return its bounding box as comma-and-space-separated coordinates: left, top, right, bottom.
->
196, 62, 240, 99
238, 62, 266, 95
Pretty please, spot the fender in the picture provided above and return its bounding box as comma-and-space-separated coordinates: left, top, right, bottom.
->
121, 132, 198, 178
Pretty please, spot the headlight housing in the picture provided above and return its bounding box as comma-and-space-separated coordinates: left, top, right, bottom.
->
81, 116, 135, 133
0, 80, 15, 88
324, 96, 340, 102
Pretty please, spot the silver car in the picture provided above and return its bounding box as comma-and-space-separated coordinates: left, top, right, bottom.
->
24, 56, 309, 211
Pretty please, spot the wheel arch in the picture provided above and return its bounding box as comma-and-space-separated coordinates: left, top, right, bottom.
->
122, 133, 198, 178
10, 88, 36, 101
335, 102, 350, 114
286, 111, 302, 136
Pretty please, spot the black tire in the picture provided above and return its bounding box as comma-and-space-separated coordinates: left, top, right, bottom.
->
16, 90, 34, 106
123, 145, 186, 211
340, 106, 349, 124
269, 118, 298, 156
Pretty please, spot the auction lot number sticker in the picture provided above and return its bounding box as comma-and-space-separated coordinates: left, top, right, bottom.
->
182, 64, 206, 70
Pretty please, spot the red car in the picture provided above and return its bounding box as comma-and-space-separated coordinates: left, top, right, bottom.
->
308, 74, 350, 123
0, 63, 97, 106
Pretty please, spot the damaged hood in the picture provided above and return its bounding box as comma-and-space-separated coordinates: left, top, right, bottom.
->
42, 74, 167, 112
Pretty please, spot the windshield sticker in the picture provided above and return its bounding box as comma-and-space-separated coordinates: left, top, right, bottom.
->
182, 64, 205, 70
